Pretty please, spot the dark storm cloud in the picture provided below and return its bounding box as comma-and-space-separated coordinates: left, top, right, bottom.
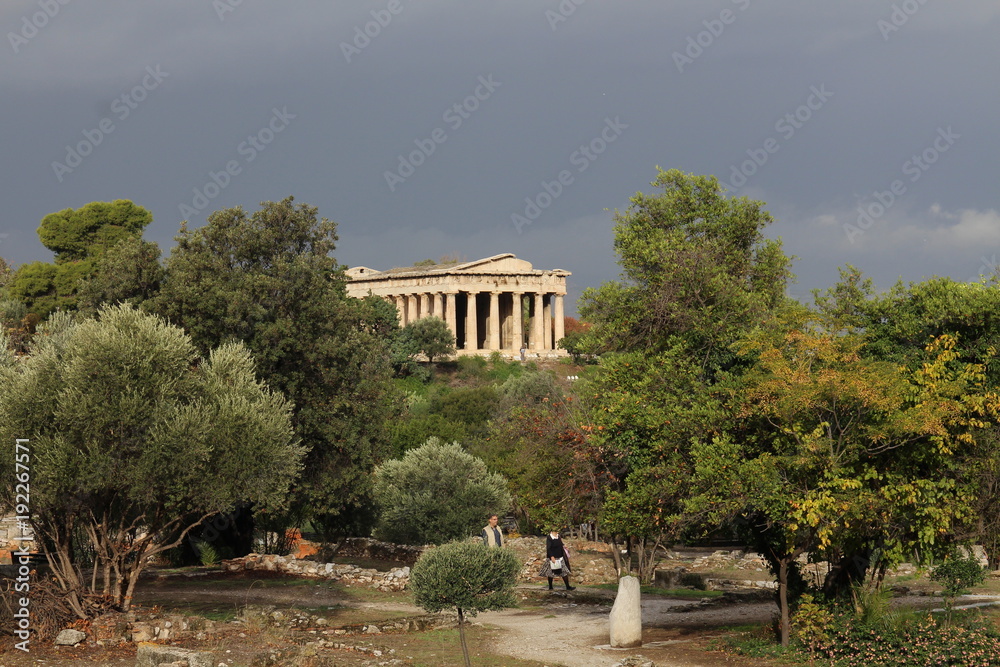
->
3, 1, 999, 313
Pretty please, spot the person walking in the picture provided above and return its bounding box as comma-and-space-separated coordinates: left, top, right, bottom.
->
539, 528, 575, 590
481, 513, 505, 547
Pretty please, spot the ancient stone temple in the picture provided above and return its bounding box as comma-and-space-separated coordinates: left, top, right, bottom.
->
346, 254, 570, 355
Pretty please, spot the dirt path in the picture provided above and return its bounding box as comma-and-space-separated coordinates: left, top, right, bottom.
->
134, 572, 780, 666
478, 595, 775, 667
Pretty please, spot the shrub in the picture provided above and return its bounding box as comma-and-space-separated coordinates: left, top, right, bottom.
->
373, 438, 512, 545
410, 540, 520, 667
932, 550, 987, 599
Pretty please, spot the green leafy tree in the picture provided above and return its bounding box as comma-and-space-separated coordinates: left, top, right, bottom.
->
153, 197, 401, 543
373, 438, 511, 545
931, 549, 987, 622
410, 540, 520, 667
815, 271, 1000, 565
579, 168, 791, 371
581, 347, 727, 577
76, 236, 164, 316
399, 316, 455, 363
37, 199, 151, 261
688, 318, 1000, 646
9, 200, 153, 318
388, 413, 469, 456
574, 170, 790, 580
0, 304, 301, 616
480, 396, 604, 535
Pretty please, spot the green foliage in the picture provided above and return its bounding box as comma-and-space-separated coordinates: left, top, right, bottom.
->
496, 370, 562, 407
398, 316, 455, 363
410, 540, 521, 666
686, 315, 1000, 645
931, 550, 987, 599
195, 541, 220, 566
0, 304, 301, 613
481, 399, 602, 535
579, 168, 791, 369
814, 611, 1000, 666
373, 438, 511, 545
791, 594, 834, 656
38, 199, 151, 262
410, 540, 520, 616
76, 236, 164, 316
849, 584, 903, 635
9, 200, 154, 319
7, 261, 59, 317
436, 385, 498, 432
153, 197, 401, 542
388, 413, 469, 455
557, 330, 590, 363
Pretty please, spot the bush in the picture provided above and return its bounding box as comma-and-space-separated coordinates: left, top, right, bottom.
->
388, 413, 469, 455
932, 550, 987, 599
816, 611, 1000, 666
373, 438, 512, 545
410, 540, 521, 616
497, 370, 562, 407
411, 540, 520, 667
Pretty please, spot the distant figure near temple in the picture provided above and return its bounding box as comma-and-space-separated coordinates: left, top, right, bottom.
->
346, 254, 570, 356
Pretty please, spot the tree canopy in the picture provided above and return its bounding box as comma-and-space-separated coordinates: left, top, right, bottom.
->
8, 200, 154, 318
373, 438, 511, 545
153, 197, 401, 542
0, 305, 301, 615
579, 168, 791, 371
410, 540, 520, 667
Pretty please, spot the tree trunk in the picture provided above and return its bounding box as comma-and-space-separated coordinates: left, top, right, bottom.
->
610, 537, 624, 576
457, 607, 472, 667
778, 558, 790, 647
123, 567, 143, 612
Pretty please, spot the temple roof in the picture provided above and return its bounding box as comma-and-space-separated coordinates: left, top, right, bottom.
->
346, 253, 570, 279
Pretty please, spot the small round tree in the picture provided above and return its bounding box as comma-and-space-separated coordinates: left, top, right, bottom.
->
402, 316, 455, 363
373, 438, 511, 545
410, 540, 521, 667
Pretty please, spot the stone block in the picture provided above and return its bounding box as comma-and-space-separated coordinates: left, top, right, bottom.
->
54, 628, 86, 646
135, 643, 213, 667
609, 575, 642, 648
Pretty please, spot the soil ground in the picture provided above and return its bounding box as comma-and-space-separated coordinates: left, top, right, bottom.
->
4, 558, 999, 666
0, 569, 783, 667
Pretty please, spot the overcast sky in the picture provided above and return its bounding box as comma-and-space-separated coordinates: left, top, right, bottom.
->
3, 1, 999, 313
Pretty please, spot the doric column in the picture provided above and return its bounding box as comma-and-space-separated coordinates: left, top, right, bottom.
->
543, 293, 552, 350
421, 293, 432, 319
437, 293, 446, 322
512, 292, 523, 351
465, 291, 479, 351
407, 294, 418, 325
532, 292, 544, 351
488, 291, 501, 351
394, 295, 406, 325
554, 293, 566, 346
445, 292, 457, 339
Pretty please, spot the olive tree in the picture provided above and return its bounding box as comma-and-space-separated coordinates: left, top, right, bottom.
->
0, 304, 302, 617
373, 438, 511, 545
410, 540, 520, 667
